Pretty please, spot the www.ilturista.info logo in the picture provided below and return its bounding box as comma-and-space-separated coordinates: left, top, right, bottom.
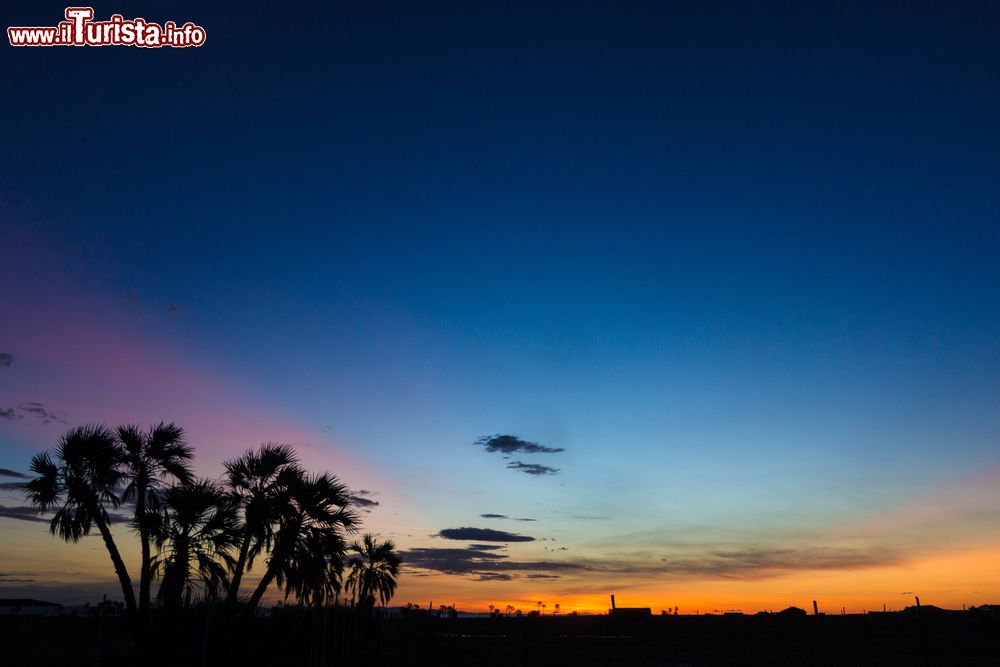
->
8, 7, 206, 48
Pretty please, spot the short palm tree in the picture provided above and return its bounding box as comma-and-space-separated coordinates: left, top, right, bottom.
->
151, 479, 239, 610
117, 422, 194, 615
25, 425, 138, 616
222, 443, 298, 607
245, 470, 357, 612
347, 534, 400, 608
279, 525, 348, 607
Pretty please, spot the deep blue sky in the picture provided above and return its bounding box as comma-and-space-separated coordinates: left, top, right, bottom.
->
2, 1, 1000, 608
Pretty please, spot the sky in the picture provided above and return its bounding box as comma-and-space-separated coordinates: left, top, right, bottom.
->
1, 0, 999, 614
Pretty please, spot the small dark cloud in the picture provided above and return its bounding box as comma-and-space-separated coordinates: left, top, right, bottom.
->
468, 544, 507, 551
0, 482, 26, 491
475, 434, 564, 455
515, 517, 537, 521
524, 574, 561, 580
0, 468, 29, 479
3, 403, 68, 425
480, 513, 508, 519
349, 489, 380, 512
474, 573, 513, 581
0, 505, 46, 523
438, 527, 535, 542
0, 353, 13, 367
18, 402, 67, 425
507, 461, 559, 476
350, 495, 381, 509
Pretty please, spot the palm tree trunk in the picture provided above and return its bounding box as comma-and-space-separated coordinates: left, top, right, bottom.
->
245, 562, 277, 612
93, 510, 137, 616
136, 488, 151, 615
226, 529, 252, 607
245, 522, 297, 614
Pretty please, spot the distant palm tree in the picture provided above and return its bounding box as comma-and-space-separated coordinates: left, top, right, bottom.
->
222, 443, 298, 608
25, 425, 138, 616
346, 534, 400, 608
117, 422, 194, 616
245, 470, 357, 612
150, 479, 239, 610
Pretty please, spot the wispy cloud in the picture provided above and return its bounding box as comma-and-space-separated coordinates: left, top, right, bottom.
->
400, 545, 585, 579
656, 546, 903, 579
0, 469, 29, 479
475, 434, 564, 455
0, 403, 67, 425
480, 513, 537, 521
18, 402, 67, 425
0, 352, 12, 367
0, 505, 46, 523
350, 495, 380, 509
0, 504, 130, 525
507, 461, 559, 476
437, 527, 535, 542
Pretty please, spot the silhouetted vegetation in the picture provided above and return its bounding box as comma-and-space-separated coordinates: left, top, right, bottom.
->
23, 422, 399, 652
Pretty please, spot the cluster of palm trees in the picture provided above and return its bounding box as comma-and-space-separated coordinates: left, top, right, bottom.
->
25, 423, 400, 620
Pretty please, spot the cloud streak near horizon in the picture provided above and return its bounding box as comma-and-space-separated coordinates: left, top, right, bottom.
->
438, 527, 536, 542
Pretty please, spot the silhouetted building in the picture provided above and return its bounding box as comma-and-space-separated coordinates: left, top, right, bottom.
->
777, 606, 808, 617
0, 599, 62, 616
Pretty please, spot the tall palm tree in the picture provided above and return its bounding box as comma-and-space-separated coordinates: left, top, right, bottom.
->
346, 534, 400, 608
245, 470, 357, 613
117, 422, 194, 615
222, 443, 298, 607
25, 425, 138, 616
150, 479, 239, 610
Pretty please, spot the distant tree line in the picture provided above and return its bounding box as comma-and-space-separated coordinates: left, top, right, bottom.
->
24, 423, 400, 623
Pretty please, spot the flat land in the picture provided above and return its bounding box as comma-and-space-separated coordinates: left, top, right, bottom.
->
2, 610, 998, 666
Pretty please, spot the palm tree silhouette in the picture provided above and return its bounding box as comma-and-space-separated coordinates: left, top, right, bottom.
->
148, 480, 239, 609
279, 524, 348, 607
150, 479, 239, 610
245, 470, 357, 612
346, 534, 400, 608
222, 443, 298, 608
117, 422, 194, 616
25, 425, 138, 616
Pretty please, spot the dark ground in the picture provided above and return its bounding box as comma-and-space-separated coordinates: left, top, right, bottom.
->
2, 609, 999, 666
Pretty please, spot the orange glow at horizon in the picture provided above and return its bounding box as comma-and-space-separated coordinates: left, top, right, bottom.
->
392, 544, 1000, 615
